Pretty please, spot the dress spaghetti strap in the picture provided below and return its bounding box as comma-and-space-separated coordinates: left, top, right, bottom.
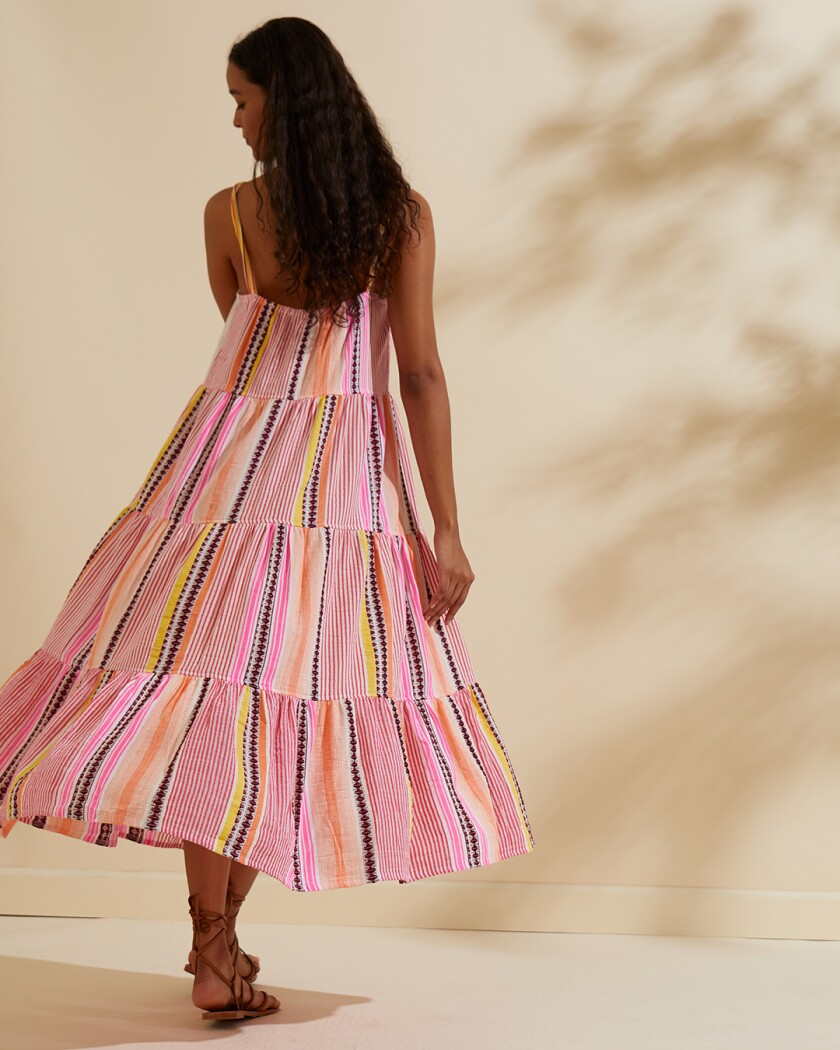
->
230, 182, 256, 295
230, 180, 375, 299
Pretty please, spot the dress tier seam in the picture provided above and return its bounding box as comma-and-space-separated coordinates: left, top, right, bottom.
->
121, 505, 421, 534
34, 645, 479, 704
199, 385, 394, 401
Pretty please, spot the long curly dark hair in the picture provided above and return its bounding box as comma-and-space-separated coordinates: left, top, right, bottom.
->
228, 17, 422, 327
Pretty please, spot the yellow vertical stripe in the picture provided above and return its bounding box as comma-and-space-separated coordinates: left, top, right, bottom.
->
292, 396, 328, 527
467, 685, 533, 847
239, 306, 281, 396
144, 524, 215, 672
215, 685, 252, 851
357, 530, 377, 694
131, 386, 206, 509
6, 669, 108, 814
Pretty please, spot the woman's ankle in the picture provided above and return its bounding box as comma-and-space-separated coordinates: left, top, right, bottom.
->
225, 889, 246, 930
194, 932, 234, 975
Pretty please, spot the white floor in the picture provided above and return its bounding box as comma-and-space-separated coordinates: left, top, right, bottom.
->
1, 915, 838, 1048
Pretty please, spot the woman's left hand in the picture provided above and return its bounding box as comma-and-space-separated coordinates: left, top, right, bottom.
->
424, 527, 475, 625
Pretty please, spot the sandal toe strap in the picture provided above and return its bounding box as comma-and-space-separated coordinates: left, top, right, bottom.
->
235, 971, 274, 1012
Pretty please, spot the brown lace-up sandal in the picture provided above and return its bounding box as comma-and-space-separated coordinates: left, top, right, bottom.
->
187, 892, 280, 1022
184, 886, 261, 979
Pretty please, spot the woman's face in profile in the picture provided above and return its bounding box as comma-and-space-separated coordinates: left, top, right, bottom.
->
226, 61, 266, 158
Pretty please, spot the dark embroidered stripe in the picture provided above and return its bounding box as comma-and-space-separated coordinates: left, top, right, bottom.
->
471, 682, 535, 847
151, 523, 228, 674
228, 686, 263, 856
285, 312, 319, 399
135, 388, 209, 510
67, 672, 165, 819
431, 614, 464, 692
349, 295, 362, 395
168, 396, 241, 525
95, 822, 113, 846
98, 520, 186, 666
291, 698, 309, 891
366, 396, 383, 533
0, 641, 94, 801
403, 591, 427, 700
145, 676, 213, 829
344, 697, 379, 882
243, 523, 287, 691
388, 697, 413, 787
229, 397, 283, 522
5, 668, 117, 820
413, 695, 481, 867
444, 691, 490, 785
302, 395, 337, 528
387, 395, 420, 536
231, 305, 275, 397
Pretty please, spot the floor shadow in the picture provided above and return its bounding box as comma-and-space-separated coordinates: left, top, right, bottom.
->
0, 953, 368, 1047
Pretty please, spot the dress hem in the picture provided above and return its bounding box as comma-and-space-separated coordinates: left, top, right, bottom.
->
0, 810, 536, 893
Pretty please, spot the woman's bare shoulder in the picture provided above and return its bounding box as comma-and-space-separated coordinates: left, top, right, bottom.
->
406, 187, 430, 221
203, 185, 236, 227
392, 188, 431, 256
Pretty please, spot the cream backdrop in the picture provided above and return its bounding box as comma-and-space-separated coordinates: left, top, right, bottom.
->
2, 0, 838, 939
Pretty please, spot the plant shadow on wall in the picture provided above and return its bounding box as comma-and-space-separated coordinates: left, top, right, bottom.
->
466, 0, 840, 914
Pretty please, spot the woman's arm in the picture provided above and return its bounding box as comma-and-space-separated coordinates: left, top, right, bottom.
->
204, 188, 239, 320
387, 191, 475, 625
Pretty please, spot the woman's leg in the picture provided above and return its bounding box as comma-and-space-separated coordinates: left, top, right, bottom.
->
183, 839, 279, 1013
183, 838, 236, 1010
226, 857, 260, 946
183, 838, 231, 908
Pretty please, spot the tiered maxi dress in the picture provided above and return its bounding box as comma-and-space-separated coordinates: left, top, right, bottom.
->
0, 182, 536, 891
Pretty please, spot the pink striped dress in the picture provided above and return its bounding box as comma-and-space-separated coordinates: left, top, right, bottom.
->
0, 183, 535, 891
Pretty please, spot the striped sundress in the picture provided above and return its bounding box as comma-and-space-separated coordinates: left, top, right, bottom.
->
0, 182, 536, 891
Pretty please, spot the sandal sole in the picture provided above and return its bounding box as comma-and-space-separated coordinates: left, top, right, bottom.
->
202, 1004, 281, 1020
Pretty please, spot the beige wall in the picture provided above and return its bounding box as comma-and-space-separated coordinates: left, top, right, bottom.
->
2, 0, 840, 937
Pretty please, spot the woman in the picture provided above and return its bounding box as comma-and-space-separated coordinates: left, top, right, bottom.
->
0, 17, 535, 1022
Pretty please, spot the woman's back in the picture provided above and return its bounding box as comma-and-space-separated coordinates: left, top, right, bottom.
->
229, 176, 316, 311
